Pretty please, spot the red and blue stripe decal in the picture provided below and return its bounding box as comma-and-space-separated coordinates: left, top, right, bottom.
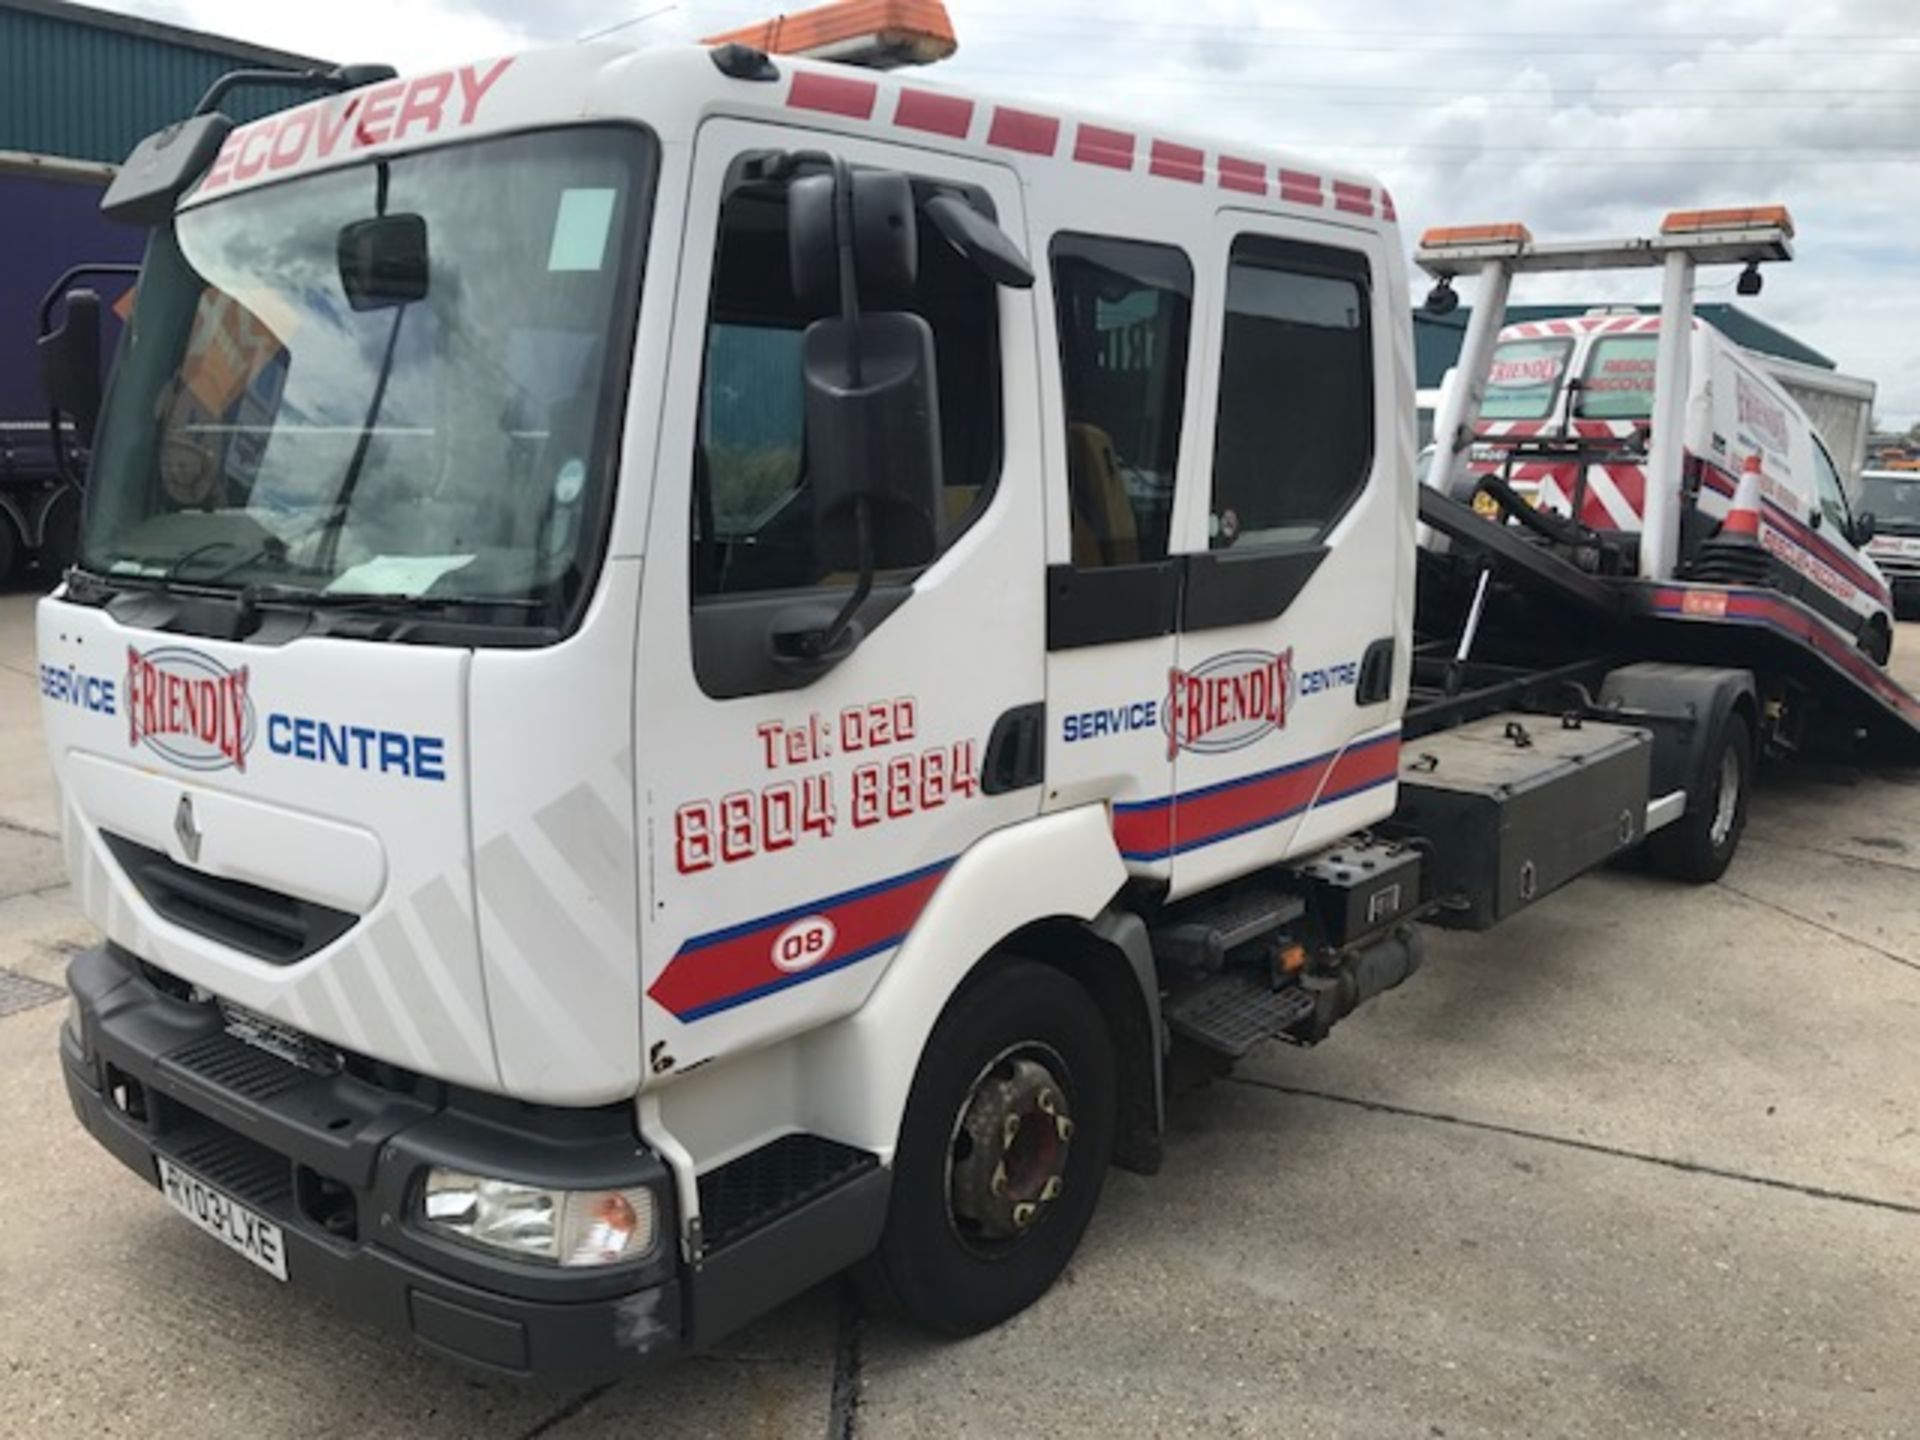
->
649, 858, 953, 1023
1642, 585, 1920, 725
1698, 463, 1891, 607
1112, 732, 1401, 863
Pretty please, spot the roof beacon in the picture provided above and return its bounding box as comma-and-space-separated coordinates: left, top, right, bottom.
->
703, 0, 958, 70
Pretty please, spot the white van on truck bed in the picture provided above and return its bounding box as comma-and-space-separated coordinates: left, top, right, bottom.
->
1469, 312, 1895, 663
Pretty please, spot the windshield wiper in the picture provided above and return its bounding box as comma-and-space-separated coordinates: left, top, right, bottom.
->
241, 583, 544, 612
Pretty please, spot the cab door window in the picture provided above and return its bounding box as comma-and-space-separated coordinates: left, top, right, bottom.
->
1049, 235, 1193, 567
1812, 437, 1853, 536
1208, 236, 1372, 548
691, 173, 1002, 601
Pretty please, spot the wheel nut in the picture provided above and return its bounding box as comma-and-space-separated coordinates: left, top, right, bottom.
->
1056, 1115, 1073, 1142
1003, 1114, 1022, 1148
990, 1162, 1008, 1197
1040, 1177, 1062, 1202
1037, 1088, 1057, 1115
1012, 1202, 1036, 1228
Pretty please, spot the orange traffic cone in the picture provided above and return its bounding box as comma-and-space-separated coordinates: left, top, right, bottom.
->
1722, 453, 1764, 540
1693, 452, 1771, 584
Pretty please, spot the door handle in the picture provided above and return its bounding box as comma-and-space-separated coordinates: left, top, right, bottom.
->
981, 703, 1046, 795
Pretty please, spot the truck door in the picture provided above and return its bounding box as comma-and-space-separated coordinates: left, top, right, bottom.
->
634, 120, 1046, 1068
1038, 231, 1200, 876
1163, 211, 1405, 898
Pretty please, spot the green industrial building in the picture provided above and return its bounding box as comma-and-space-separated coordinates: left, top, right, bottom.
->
1, 0, 327, 165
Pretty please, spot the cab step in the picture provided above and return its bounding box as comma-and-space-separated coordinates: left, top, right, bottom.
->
1151, 887, 1305, 972
1163, 971, 1317, 1059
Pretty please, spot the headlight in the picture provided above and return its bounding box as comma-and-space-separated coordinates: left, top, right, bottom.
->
420, 1169, 657, 1267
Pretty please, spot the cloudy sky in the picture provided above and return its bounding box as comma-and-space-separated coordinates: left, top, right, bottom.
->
106, 0, 1920, 423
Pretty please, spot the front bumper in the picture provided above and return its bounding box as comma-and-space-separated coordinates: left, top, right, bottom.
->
62, 945, 682, 1381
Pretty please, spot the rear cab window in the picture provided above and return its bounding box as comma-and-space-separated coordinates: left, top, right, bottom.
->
1481, 337, 1572, 422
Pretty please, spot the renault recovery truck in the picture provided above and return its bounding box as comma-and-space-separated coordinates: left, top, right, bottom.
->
38, 0, 1920, 1381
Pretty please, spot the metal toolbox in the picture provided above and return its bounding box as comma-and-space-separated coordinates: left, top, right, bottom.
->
1390, 714, 1652, 930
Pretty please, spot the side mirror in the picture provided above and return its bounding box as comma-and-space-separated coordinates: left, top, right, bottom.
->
924, 194, 1035, 289
1852, 511, 1878, 547
38, 289, 104, 447
101, 113, 232, 226
789, 168, 918, 313
338, 214, 429, 310
803, 311, 942, 572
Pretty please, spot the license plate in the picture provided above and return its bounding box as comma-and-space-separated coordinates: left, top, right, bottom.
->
156, 1156, 289, 1281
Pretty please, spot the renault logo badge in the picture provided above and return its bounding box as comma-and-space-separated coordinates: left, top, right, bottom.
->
174, 793, 203, 864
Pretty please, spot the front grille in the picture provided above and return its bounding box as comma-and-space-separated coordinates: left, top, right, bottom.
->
101, 833, 357, 963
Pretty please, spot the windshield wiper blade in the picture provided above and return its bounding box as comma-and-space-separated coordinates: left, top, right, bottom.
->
242, 584, 544, 612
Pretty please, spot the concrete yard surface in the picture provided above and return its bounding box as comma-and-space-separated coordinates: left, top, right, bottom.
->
1, 584, 1916, 1439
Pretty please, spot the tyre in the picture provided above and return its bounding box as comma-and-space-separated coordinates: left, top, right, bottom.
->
34, 485, 81, 582
0, 512, 15, 590
863, 960, 1116, 1335
1647, 712, 1753, 883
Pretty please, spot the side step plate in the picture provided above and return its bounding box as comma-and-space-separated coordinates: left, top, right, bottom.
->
1164, 972, 1316, 1059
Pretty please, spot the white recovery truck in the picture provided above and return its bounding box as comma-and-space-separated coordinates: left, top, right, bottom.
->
35, 0, 1920, 1380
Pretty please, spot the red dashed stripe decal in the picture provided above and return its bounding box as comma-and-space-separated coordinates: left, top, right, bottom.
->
648, 859, 954, 1022
1149, 139, 1205, 183
1219, 155, 1265, 194
788, 71, 877, 119
1332, 180, 1373, 216
988, 106, 1059, 155
1278, 168, 1324, 206
1074, 123, 1135, 170
894, 87, 972, 138
1111, 733, 1401, 863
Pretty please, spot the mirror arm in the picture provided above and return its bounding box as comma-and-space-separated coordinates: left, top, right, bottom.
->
831, 155, 864, 387
795, 499, 873, 661
793, 153, 873, 663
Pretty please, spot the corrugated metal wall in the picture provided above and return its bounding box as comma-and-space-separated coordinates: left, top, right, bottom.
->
0, 1, 330, 165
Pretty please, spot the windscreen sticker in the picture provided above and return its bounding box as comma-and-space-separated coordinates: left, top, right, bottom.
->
548, 189, 617, 273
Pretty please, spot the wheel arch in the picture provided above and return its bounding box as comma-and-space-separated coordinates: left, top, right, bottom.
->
1600, 661, 1757, 816
793, 803, 1150, 1166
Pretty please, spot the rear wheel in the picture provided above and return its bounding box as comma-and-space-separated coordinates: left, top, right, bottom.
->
1647, 712, 1753, 883
863, 960, 1115, 1335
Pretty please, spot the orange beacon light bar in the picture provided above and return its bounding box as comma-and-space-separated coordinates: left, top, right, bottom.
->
704, 0, 958, 70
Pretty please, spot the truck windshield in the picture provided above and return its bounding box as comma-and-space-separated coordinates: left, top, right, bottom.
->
81, 127, 651, 618
1859, 474, 1920, 527
1480, 337, 1572, 422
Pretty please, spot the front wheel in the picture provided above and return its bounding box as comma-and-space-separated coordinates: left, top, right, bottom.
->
1647, 712, 1753, 883
863, 960, 1116, 1335
1859, 616, 1893, 668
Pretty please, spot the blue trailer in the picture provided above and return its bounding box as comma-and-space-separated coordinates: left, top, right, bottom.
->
1, 152, 140, 584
